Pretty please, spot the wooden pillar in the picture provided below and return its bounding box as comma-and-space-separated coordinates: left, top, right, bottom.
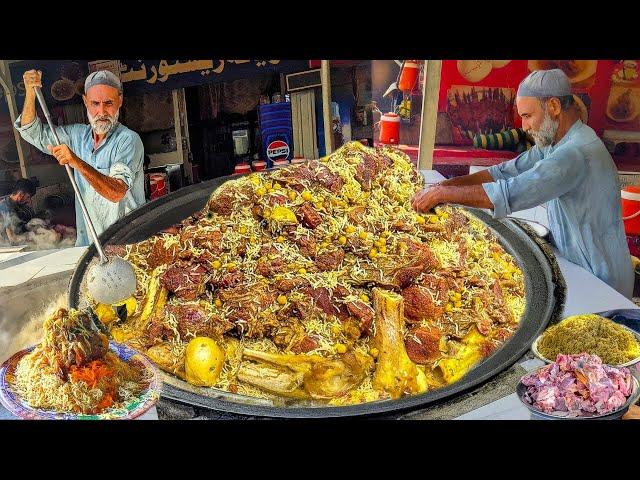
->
320, 60, 333, 156
417, 60, 442, 170
0, 60, 29, 178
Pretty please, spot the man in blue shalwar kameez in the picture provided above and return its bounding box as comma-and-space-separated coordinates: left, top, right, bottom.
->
14, 69, 145, 248
412, 69, 634, 299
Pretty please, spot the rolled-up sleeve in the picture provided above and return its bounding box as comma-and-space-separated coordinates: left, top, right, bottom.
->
482, 146, 586, 219
110, 134, 144, 188
487, 146, 542, 182
13, 114, 75, 154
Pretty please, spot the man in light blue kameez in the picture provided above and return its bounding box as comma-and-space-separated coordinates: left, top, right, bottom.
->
14, 69, 145, 247
412, 69, 633, 298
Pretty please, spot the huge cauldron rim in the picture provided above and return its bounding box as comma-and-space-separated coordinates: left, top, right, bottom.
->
68, 173, 566, 418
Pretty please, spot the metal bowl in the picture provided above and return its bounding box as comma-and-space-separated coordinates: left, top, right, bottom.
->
517, 371, 640, 420
531, 321, 640, 368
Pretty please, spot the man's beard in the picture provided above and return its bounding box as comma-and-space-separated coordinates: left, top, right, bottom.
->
88, 109, 119, 135
529, 108, 559, 148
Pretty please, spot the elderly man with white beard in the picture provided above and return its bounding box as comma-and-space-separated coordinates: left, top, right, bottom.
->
412, 68, 633, 299
14, 69, 145, 247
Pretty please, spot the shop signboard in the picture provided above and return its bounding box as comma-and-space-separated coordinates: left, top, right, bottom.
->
9, 59, 309, 108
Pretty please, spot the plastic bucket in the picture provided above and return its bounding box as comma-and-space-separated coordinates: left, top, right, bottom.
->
622, 186, 640, 235
379, 113, 400, 145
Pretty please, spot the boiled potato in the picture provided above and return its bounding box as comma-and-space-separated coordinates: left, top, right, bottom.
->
94, 303, 117, 324
270, 206, 298, 225
185, 337, 226, 387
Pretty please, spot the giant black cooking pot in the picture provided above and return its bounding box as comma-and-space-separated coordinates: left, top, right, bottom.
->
68, 174, 566, 418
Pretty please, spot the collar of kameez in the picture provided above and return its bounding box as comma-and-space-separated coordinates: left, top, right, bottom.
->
90, 122, 121, 150
550, 119, 583, 151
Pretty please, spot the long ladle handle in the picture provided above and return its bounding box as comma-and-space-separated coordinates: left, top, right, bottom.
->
33, 86, 108, 263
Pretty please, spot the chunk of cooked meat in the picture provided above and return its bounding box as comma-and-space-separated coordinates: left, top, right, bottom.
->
180, 226, 224, 254
270, 318, 306, 349
297, 203, 323, 229
45, 308, 109, 378
294, 234, 317, 258
402, 285, 442, 323
392, 219, 414, 232
354, 154, 381, 191
218, 283, 279, 338
160, 262, 208, 301
378, 240, 439, 289
488, 280, 514, 324
166, 304, 234, 340
256, 254, 287, 277
347, 206, 366, 225
275, 276, 309, 292
316, 248, 345, 271
145, 236, 180, 269
300, 286, 345, 319
209, 270, 245, 289
290, 335, 320, 354
404, 326, 442, 364
345, 300, 374, 336
393, 266, 425, 290
297, 162, 344, 193
207, 184, 254, 216
190, 249, 218, 273
207, 187, 235, 216
420, 274, 450, 305
376, 151, 394, 169
266, 193, 289, 208
145, 313, 173, 346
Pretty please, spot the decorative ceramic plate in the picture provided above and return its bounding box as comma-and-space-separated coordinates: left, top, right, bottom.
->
0, 341, 160, 420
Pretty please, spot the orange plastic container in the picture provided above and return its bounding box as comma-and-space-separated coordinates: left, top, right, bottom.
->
234, 163, 252, 175
379, 113, 400, 145
398, 61, 420, 92
149, 173, 168, 199
621, 186, 640, 235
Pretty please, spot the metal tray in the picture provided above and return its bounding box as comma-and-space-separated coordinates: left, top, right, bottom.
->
67, 175, 566, 418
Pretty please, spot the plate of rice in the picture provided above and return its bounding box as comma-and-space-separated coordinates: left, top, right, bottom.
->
531, 314, 640, 368
0, 308, 161, 420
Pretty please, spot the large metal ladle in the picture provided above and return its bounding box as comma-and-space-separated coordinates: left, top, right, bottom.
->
33, 86, 136, 305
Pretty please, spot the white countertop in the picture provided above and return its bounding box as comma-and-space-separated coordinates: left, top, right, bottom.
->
0, 247, 87, 288
1, 170, 636, 420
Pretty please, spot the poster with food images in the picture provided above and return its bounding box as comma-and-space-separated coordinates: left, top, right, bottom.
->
527, 60, 598, 90
446, 86, 516, 141
456, 60, 512, 83
437, 61, 520, 145
604, 60, 640, 131
436, 60, 604, 146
